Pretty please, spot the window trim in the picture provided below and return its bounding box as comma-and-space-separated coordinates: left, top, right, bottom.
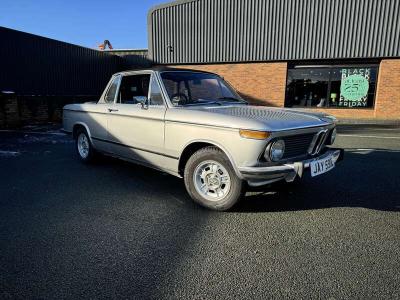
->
112, 75, 122, 104
98, 76, 115, 104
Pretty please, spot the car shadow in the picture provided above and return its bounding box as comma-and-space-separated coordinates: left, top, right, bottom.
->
233, 149, 400, 213
97, 148, 400, 213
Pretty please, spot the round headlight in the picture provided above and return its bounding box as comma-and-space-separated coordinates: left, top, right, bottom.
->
330, 128, 337, 145
267, 139, 285, 162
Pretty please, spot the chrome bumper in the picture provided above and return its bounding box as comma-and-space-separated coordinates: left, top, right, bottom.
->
239, 149, 344, 187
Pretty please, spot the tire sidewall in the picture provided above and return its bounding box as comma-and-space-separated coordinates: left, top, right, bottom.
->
184, 147, 244, 211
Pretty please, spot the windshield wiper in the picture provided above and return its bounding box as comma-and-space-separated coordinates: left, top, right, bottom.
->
179, 98, 246, 107
182, 100, 222, 106
217, 97, 247, 104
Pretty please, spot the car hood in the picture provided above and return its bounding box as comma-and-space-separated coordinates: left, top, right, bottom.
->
167, 105, 336, 131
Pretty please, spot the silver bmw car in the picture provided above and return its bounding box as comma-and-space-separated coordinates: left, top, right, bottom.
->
62, 68, 344, 211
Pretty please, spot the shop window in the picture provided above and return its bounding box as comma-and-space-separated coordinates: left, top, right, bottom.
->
285, 65, 378, 109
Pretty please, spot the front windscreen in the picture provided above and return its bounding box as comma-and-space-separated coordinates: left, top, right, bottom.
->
160, 71, 245, 106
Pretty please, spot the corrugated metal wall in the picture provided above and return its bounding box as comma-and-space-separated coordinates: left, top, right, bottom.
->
148, 0, 400, 64
0, 27, 126, 96
104, 49, 152, 67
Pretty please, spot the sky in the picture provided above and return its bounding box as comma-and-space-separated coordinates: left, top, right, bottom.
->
0, 0, 166, 49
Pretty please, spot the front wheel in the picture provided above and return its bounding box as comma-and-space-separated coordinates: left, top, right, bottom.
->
75, 128, 96, 163
184, 146, 245, 211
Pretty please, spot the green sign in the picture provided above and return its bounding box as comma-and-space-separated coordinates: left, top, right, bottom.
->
340, 74, 369, 101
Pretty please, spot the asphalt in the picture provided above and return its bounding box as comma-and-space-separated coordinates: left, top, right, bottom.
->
0, 125, 399, 299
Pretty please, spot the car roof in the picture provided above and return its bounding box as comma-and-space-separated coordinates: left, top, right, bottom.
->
115, 66, 217, 76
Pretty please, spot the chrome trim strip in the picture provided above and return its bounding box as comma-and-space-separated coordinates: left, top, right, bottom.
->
316, 129, 330, 154
308, 129, 329, 155
63, 109, 107, 115
308, 132, 320, 155
270, 124, 335, 138
63, 109, 165, 122
239, 164, 294, 175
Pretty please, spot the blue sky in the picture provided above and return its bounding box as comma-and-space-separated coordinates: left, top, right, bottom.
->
0, 0, 166, 49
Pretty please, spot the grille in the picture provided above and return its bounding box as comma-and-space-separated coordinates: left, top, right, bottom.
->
281, 133, 315, 159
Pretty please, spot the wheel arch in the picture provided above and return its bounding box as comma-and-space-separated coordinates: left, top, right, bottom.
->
72, 122, 92, 142
178, 140, 243, 179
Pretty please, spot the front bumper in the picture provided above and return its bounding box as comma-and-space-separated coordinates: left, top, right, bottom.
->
238, 148, 344, 187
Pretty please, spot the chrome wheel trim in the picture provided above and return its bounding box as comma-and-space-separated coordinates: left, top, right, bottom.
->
77, 133, 90, 159
193, 160, 231, 202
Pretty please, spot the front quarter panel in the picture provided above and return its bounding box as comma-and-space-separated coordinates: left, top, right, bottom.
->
164, 120, 268, 177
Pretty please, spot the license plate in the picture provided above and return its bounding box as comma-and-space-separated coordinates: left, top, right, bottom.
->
310, 154, 335, 177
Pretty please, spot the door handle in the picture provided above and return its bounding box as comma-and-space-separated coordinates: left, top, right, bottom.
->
108, 108, 119, 112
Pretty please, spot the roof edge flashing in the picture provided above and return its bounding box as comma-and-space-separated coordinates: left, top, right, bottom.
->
148, 0, 199, 16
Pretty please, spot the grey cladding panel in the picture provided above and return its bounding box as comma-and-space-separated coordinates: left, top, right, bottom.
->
148, 0, 400, 64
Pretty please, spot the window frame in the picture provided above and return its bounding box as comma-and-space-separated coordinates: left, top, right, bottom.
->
100, 75, 121, 104
114, 71, 167, 107
285, 64, 379, 110
159, 70, 245, 107
148, 74, 167, 107
116, 73, 151, 105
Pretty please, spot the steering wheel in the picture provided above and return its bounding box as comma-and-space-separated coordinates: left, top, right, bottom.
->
170, 93, 189, 105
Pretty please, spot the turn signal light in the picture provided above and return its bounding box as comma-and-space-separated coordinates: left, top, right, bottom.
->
239, 129, 270, 140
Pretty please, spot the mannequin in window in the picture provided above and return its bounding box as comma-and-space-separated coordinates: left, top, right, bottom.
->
317, 98, 326, 107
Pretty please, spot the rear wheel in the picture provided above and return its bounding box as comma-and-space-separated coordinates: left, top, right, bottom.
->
75, 128, 96, 163
184, 146, 245, 211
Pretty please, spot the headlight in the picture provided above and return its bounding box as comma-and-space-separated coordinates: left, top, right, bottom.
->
330, 128, 337, 145
265, 139, 285, 162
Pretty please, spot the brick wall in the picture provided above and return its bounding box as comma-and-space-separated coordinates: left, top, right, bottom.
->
0, 94, 20, 127
374, 59, 400, 120
168, 62, 287, 107
169, 60, 400, 121
0, 95, 98, 129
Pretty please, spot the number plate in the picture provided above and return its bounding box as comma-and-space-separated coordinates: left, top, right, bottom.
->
310, 154, 335, 177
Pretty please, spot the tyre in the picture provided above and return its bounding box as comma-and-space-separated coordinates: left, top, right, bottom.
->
75, 128, 96, 163
184, 146, 245, 211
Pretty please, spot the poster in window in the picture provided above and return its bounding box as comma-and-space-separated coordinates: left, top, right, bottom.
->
339, 68, 371, 107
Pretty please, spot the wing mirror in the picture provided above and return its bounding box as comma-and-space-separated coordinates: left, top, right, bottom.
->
133, 96, 148, 109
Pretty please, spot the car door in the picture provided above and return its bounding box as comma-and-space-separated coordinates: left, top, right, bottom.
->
107, 72, 167, 167
87, 75, 121, 153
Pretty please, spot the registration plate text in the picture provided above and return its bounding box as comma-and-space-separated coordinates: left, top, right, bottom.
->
310, 155, 335, 177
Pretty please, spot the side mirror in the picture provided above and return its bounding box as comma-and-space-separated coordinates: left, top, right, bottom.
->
133, 96, 148, 109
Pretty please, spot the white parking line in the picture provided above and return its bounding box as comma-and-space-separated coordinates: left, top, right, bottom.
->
338, 134, 400, 140
0, 130, 66, 136
341, 128, 400, 131
345, 148, 400, 153
0, 150, 21, 157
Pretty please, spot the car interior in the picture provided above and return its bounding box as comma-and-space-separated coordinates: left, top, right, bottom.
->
118, 74, 151, 104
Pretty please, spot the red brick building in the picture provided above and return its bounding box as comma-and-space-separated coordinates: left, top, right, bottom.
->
169, 60, 400, 121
